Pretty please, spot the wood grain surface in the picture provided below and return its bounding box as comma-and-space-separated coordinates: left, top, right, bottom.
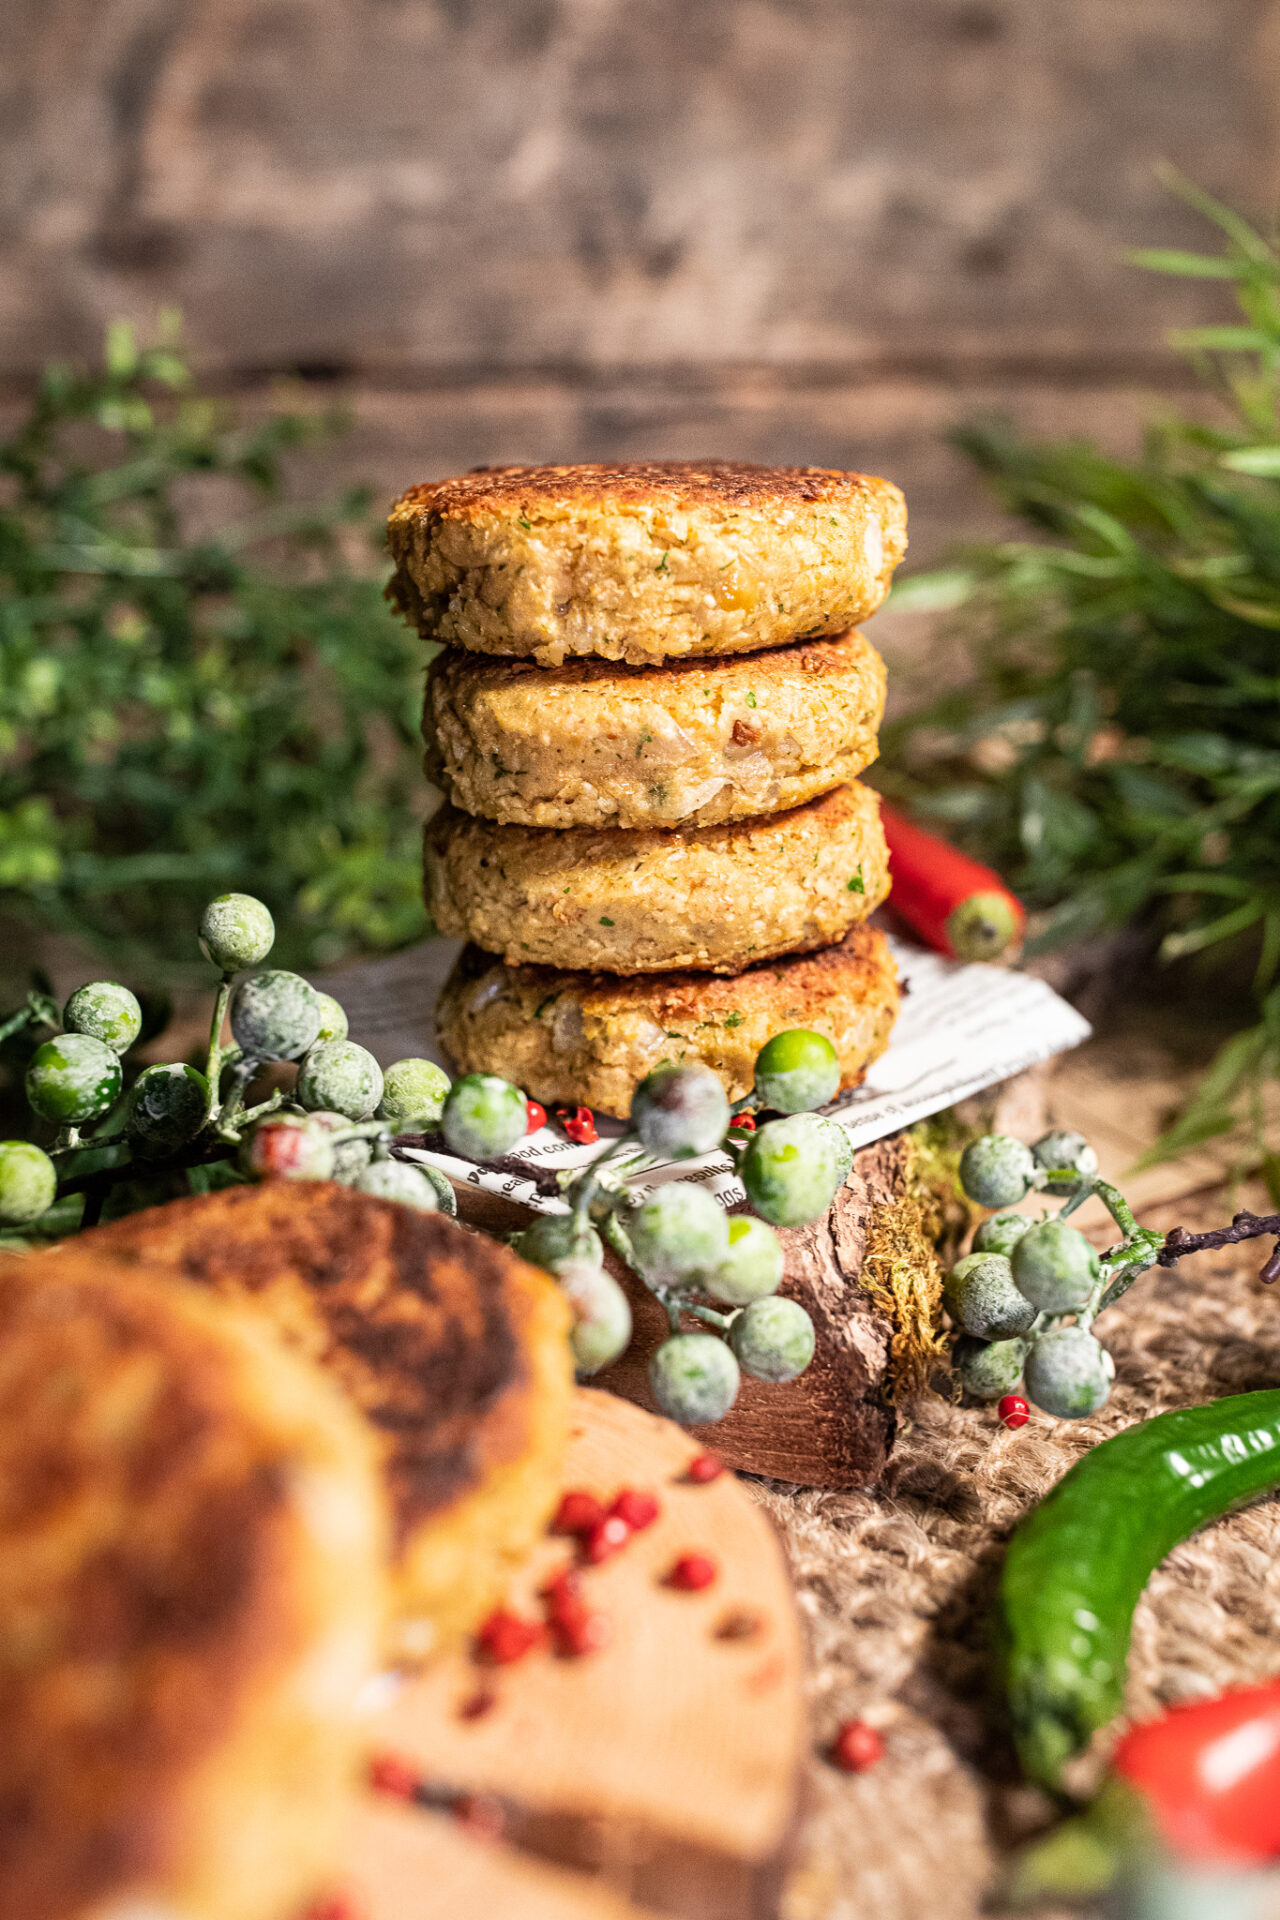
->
365, 1387, 805, 1920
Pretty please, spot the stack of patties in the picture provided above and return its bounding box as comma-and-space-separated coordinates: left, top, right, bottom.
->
387, 460, 908, 1116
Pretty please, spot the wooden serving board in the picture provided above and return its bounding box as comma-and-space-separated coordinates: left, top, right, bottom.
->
356, 1388, 805, 1920
453, 1136, 912, 1490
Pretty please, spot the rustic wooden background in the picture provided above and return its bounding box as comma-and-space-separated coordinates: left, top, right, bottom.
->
2, 0, 1277, 561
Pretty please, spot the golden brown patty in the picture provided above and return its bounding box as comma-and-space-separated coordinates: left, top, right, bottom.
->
424, 629, 885, 830
425, 780, 889, 975
0, 1251, 385, 1920
85, 1184, 573, 1656
387, 461, 907, 666
437, 924, 900, 1116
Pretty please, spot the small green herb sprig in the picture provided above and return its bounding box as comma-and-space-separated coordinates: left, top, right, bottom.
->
0, 316, 425, 979
883, 176, 1280, 1177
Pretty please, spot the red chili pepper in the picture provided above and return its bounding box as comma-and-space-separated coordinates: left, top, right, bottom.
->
525, 1098, 547, 1133
475, 1608, 545, 1665
880, 803, 1025, 964
668, 1552, 718, 1591
1113, 1684, 1280, 1863
609, 1488, 660, 1531
830, 1719, 885, 1773
686, 1452, 724, 1484
583, 1513, 631, 1564
369, 1751, 419, 1802
998, 1394, 1031, 1430
556, 1105, 599, 1145
551, 1489, 605, 1536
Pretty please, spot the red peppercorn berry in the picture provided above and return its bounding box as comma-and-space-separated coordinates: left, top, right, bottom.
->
556, 1105, 599, 1145
541, 1567, 610, 1657
686, 1452, 724, 1484
302, 1895, 362, 1920
668, 1552, 718, 1592
728, 1112, 756, 1132
830, 1718, 884, 1773
458, 1689, 497, 1721
475, 1608, 545, 1666
452, 1792, 506, 1841
551, 1489, 605, 1536
609, 1487, 660, 1532
998, 1394, 1031, 1431
583, 1513, 631, 1565
525, 1099, 547, 1133
369, 1752, 420, 1802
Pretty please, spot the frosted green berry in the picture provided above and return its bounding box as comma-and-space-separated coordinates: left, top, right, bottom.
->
307, 1110, 374, 1182
127, 1063, 209, 1157
973, 1210, 1032, 1257
740, 1112, 842, 1227
514, 1212, 605, 1273
954, 1334, 1028, 1400
355, 1158, 440, 1212
63, 981, 142, 1054
705, 1214, 784, 1306
1024, 1327, 1112, 1419
229, 970, 322, 1061
1011, 1219, 1100, 1313
753, 1028, 840, 1113
729, 1295, 815, 1383
441, 1073, 527, 1160
944, 1252, 1036, 1341
631, 1062, 730, 1158
825, 1120, 854, 1186
1031, 1128, 1099, 1195
313, 992, 349, 1043
557, 1257, 632, 1375
0, 1141, 58, 1226
628, 1183, 729, 1286
240, 1113, 335, 1182
959, 1135, 1037, 1209
26, 1034, 123, 1124
199, 892, 275, 972
649, 1332, 740, 1424
378, 1058, 452, 1130
295, 1040, 384, 1121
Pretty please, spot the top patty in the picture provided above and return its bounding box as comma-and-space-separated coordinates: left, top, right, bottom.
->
82, 1184, 574, 1652
0, 1251, 384, 1920
387, 460, 907, 666
424, 628, 885, 830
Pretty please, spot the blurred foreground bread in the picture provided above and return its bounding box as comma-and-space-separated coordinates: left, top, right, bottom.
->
0, 1249, 385, 1920
439, 923, 899, 1116
86, 1182, 574, 1656
388, 460, 907, 666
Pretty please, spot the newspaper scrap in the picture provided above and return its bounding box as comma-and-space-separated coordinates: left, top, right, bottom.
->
323, 934, 1091, 1218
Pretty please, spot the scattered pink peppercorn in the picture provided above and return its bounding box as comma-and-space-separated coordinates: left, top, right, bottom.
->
668, 1552, 718, 1592
475, 1608, 545, 1665
369, 1752, 419, 1802
728, 1113, 756, 1132
302, 1895, 362, 1920
556, 1104, 599, 1145
452, 1792, 505, 1840
830, 1719, 884, 1773
609, 1487, 660, 1531
458, 1689, 497, 1721
998, 1394, 1031, 1430
583, 1513, 631, 1564
686, 1452, 724, 1484
525, 1098, 547, 1133
552, 1489, 606, 1536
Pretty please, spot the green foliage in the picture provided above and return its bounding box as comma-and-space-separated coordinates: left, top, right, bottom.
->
0, 314, 426, 977
885, 176, 1280, 1170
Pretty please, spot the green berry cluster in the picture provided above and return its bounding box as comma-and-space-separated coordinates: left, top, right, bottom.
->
950, 1129, 1160, 1420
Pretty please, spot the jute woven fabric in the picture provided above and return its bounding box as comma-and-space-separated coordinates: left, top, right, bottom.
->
753, 1200, 1280, 1920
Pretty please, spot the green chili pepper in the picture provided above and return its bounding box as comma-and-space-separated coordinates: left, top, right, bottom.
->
997, 1392, 1280, 1792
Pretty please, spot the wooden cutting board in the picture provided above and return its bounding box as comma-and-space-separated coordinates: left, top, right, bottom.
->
353, 1387, 805, 1920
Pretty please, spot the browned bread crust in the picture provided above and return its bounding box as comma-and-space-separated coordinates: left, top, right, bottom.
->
84, 1184, 573, 1654
0, 1251, 385, 1920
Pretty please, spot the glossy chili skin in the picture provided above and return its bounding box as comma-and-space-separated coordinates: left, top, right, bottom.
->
997, 1392, 1280, 1791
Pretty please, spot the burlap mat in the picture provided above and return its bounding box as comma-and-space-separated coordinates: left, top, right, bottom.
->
754, 1195, 1280, 1920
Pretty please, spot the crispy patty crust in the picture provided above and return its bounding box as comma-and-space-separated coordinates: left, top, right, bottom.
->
0, 1252, 385, 1920
425, 628, 885, 830
84, 1184, 573, 1657
388, 461, 907, 666
437, 924, 899, 1116
425, 780, 889, 975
